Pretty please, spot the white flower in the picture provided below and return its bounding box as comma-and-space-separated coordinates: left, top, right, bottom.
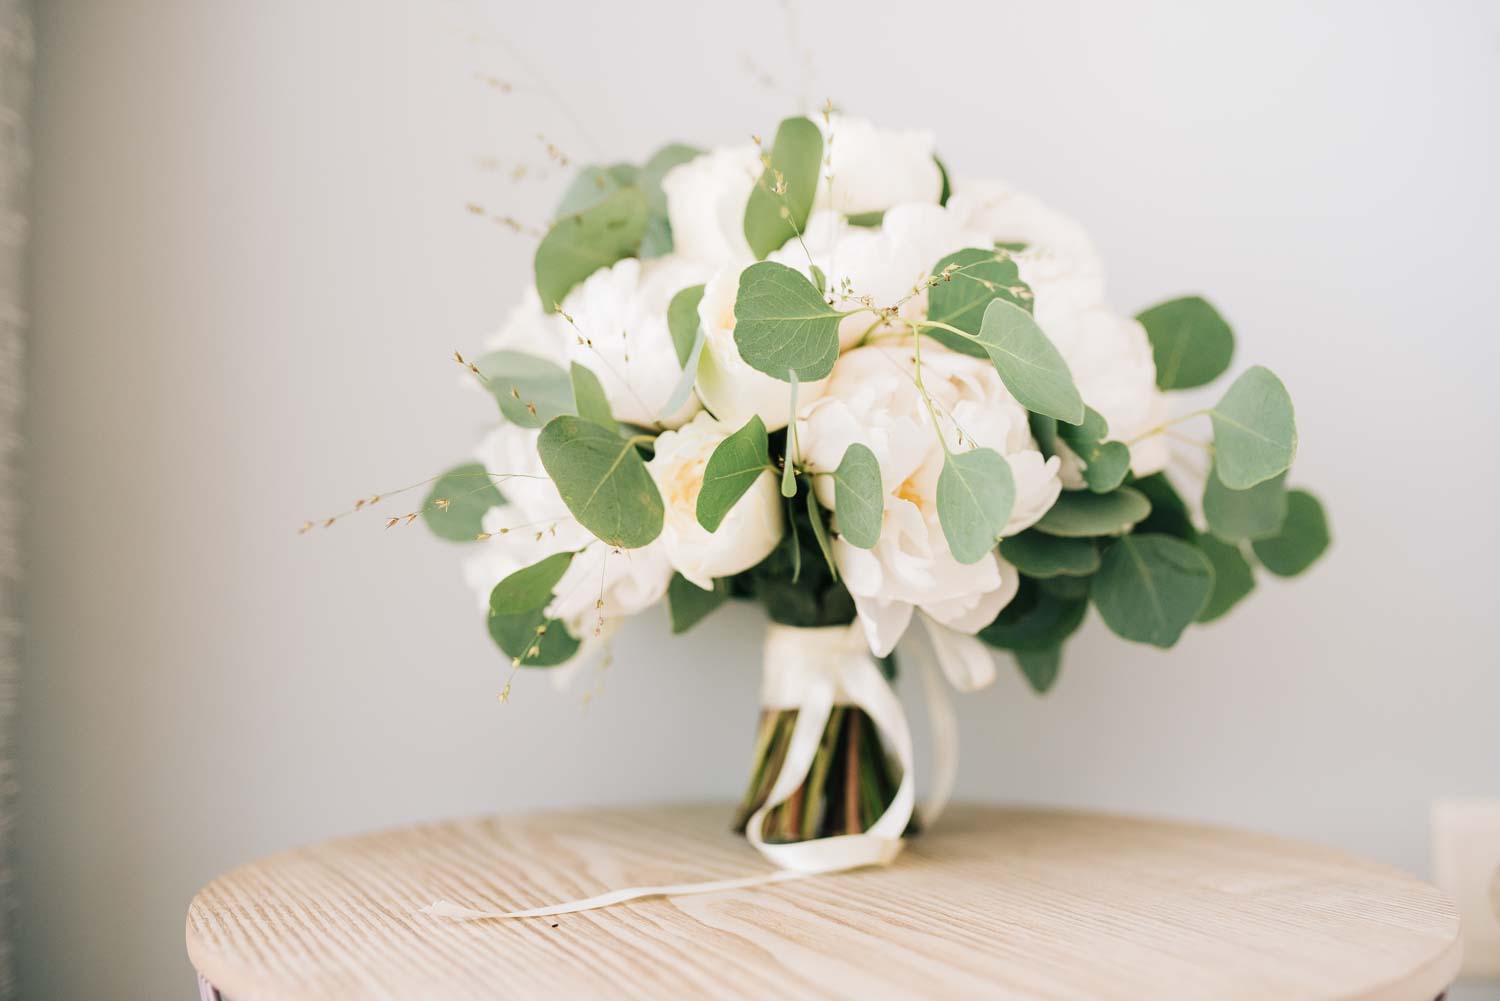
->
482, 288, 572, 363
559, 255, 707, 428
797, 342, 1061, 655
463, 423, 673, 648
646, 411, 783, 589
815, 115, 943, 216
694, 266, 828, 431
769, 204, 991, 348
950, 178, 1169, 481
660, 144, 761, 268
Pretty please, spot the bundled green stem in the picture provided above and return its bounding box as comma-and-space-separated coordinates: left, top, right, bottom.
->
732, 706, 914, 842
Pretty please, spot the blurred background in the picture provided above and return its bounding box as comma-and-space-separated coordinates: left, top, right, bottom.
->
14, 0, 1500, 997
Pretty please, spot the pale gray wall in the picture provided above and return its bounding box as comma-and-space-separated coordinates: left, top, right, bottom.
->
20, 1, 1499, 998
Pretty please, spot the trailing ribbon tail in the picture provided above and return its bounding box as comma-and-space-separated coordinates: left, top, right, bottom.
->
420, 621, 982, 920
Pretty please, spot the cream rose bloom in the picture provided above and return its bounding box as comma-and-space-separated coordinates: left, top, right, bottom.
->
559, 255, 707, 428
797, 342, 1062, 656
646, 412, 783, 589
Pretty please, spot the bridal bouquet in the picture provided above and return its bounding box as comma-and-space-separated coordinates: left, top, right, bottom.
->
362, 112, 1328, 862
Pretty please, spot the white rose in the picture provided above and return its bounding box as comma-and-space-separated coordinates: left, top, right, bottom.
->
646, 411, 783, 589
694, 266, 828, 431
560, 255, 707, 428
797, 342, 1062, 655
815, 115, 943, 216
659, 144, 761, 268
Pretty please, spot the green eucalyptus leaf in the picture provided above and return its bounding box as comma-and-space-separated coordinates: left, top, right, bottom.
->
805, 487, 839, 579
926, 248, 1033, 358
488, 607, 580, 667
421, 463, 505, 542
1057, 407, 1130, 493
489, 551, 575, 614
831, 442, 883, 550
935, 155, 952, 206
1209, 366, 1297, 489
1195, 535, 1256, 622
1093, 534, 1214, 648
536, 416, 663, 548
1040, 574, 1091, 600
1137, 296, 1235, 390
744, 117, 823, 260
639, 144, 700, 215
534, 187, 648, 312
667, 572, 729, 634
477, 350, 575, 429
974, 298, 1085, 425
978, 579, 1087, 651
781, 372, 799, 499
732, 261, 842, 382
999, 531, 1099, 578
1035, 487, 1152, 538
487, 552, 580, 667
1251, 489, 1330, 576
1132, 473, 1196, 540
1029, 412, 1059, 459
1204, 470, 1287, 542
1016, 647, 1062, 694
937, 448, 1016, 564
667, 284, 705, 368
846, 210, 885, 228
554, 163, 638, 217
661, 284, 707, 418
569, 362, 614, 427
696, 415, 770, 533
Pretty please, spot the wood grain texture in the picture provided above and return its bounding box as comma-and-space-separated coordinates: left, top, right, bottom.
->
186, 804, 1462, 1001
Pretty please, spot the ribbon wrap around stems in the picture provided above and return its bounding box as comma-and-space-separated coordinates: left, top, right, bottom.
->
423, 619, 983, 921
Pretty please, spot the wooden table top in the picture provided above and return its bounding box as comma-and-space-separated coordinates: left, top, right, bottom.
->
186, 804, 1462, 1001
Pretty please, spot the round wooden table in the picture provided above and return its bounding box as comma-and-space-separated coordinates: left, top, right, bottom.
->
186, 804, 1462, 1001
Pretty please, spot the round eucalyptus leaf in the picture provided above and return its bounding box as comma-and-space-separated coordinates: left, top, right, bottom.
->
696, 415, 770, 533
976, 299, 1085, 425
743, 117, 822, 260
1203, 470, 1288, 542
999, 531, 1099, 578
533, 187, 648, 312
831, 443, 883, 550
477, 350, 575, 429
732, 262, 842, 382
937, 447, 1016, 564
421, 463, 505, 543
1194, 535, 1256, 623
1035, 487, 1152, 538
1093, 534, 1214, 648
1210, 366, 1297, 489
1251, 489, 1330, 576
537, 416, 664, 548
1137, 296, 1235, 391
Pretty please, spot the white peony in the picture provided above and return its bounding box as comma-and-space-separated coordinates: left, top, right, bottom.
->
659, 144, 761, 268
646, 411, 783, 589
559, 255, 707, 429
694, 265, 828, 432
815, 115, 943, 216
769, 204, 991, 348
796, 342, 1062, 655
949, 178, 1169, 481
482, 288, 572, 363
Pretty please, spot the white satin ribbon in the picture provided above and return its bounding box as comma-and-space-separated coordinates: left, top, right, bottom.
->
421, 620, 986, 920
